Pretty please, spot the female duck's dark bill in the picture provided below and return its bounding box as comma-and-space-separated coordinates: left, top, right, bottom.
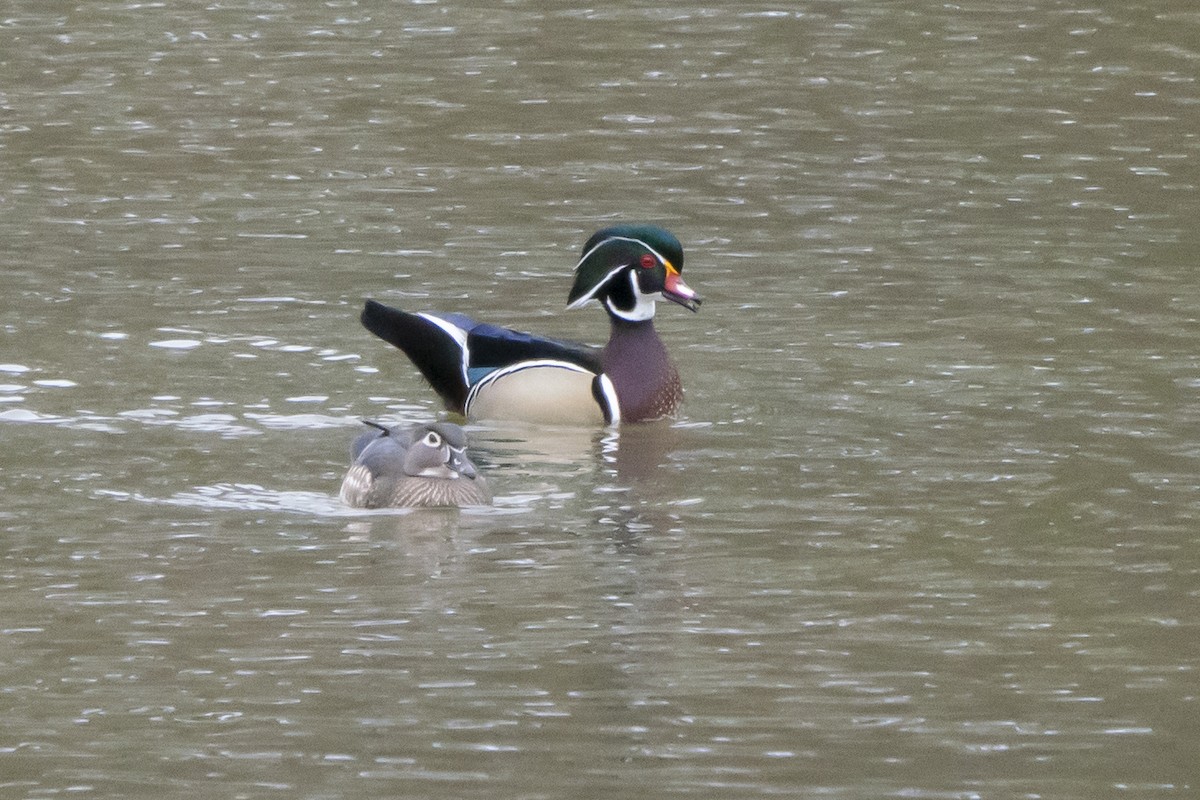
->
663, 267, 702, 312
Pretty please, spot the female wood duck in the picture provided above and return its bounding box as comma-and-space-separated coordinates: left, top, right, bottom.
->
359, 224, 702, 425
339, 420, 492, 508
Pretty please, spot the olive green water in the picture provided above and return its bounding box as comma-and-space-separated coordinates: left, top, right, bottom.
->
2, 2, 1198, 797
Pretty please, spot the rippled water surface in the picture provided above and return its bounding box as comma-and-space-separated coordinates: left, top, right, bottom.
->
3, 2, 1198, 797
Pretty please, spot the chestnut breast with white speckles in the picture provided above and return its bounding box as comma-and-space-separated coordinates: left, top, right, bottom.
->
602, 318, 684, 422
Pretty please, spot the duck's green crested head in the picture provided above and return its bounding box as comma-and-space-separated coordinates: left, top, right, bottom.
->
567, 224, 701, 322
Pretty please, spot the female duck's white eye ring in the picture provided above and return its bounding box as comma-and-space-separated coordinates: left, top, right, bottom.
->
423, 431, 443, 447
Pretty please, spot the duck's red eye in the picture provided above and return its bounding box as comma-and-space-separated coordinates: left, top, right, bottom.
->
639, 254, 657, 269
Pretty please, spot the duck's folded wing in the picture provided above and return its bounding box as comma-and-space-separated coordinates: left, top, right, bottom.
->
361, 300, 603, 410
464, 320, 602, 378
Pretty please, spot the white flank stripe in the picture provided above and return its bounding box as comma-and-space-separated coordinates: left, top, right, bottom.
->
596, 373, 621, 425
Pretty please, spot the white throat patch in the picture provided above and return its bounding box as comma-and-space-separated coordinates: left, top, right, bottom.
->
604, 270, 658, 322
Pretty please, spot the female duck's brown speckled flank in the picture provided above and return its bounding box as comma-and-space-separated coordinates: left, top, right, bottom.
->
359, 224, 702, 426
339, 420, 491, 508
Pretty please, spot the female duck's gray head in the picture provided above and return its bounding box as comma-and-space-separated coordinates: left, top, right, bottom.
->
401, 422, 478, 480
340, 420, 491, 508
567, 224, 702, 322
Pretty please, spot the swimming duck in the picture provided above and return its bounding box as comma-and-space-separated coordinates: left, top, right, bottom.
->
339, 420, 491, 508
359, 224, 702, 425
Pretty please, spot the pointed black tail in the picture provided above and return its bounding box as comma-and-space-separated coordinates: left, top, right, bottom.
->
360, 300, 469, 412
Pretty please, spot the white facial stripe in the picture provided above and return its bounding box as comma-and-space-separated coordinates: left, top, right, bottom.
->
566, 263, 627, 309
571, 234, 675, 314
573, 235, 671, 271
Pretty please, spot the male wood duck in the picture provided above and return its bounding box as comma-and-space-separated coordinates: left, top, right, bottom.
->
339, 420, 492, 508
359, 224, 702, 425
